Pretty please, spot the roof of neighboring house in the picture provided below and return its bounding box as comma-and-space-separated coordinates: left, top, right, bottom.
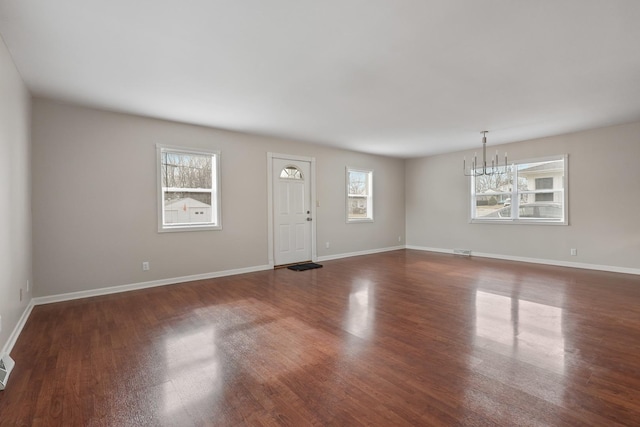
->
164, 197, 211, 209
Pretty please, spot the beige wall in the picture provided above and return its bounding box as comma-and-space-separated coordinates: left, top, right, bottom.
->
0, 38, 32, 353
406, 121, 640, 271
32, 99, 405, 297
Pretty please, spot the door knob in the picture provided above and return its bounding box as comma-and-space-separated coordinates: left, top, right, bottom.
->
306, 217, 312, 221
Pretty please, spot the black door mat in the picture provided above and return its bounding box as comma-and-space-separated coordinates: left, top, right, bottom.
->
287, 263, 323, 271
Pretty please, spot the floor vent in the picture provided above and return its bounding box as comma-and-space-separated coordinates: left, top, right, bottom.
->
453, 249, 471, 256
0, 353, 15, 390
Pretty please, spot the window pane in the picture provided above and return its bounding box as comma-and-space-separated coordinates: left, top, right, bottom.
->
280, 166, 303, 180
516, 190, 564, 219
161, 152, 212, 189
348, 171, 369, 196
163, 192, 212, 224
518, 159, 564, 215
348, 196, 368, 218
518, 160, 563, 192
473, 171, 513, 218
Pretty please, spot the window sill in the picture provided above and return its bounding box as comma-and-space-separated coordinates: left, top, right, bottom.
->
470, 218, 568, 226
159, 224, 222, 233
347, 218, 374, 224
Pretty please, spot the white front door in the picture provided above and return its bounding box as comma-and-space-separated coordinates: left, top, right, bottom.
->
273, 157, 312, 266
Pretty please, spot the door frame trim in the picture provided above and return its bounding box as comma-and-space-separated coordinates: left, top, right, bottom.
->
267, 152, 317, 267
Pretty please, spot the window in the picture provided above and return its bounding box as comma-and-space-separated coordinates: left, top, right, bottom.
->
280, 166, 303, 180
346, 168, 373, 222
471, 155, 567, 224
534, 177, 554, 201
157, 145, 221, 232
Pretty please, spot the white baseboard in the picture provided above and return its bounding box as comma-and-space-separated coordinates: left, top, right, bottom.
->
406, 245, 640, 276
1, 300, 35, 357
405, 246, 451, 255
30, 246, 407, 307
317, 245, 405, 262
32, 264, 273, 306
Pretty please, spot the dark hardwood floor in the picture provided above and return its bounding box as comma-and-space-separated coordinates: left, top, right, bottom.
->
2, 250, 640, 426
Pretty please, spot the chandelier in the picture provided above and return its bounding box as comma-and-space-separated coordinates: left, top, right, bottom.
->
463, 131, 508, 176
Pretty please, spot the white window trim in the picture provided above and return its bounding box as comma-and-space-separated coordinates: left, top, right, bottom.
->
470, 154, 568, 225
346, 167, 374, 223
156, 144, 222, 232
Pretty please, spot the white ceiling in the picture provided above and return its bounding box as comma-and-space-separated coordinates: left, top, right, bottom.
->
1, 0, 640, 158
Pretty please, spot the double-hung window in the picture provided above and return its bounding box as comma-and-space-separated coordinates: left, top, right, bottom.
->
346, 167, 373, 222
157, 145, 221, 232
471, 155, 567, 224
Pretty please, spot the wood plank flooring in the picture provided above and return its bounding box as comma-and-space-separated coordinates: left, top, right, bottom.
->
1, 249, 640, 426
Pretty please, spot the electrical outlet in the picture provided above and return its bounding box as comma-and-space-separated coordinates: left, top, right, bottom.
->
398, 235, 402, 242
20, 288, 23, 301
325, 242, 330, 249
570, 248, 577, 256
26, 279, 30, 292
142, 261, 150, 271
